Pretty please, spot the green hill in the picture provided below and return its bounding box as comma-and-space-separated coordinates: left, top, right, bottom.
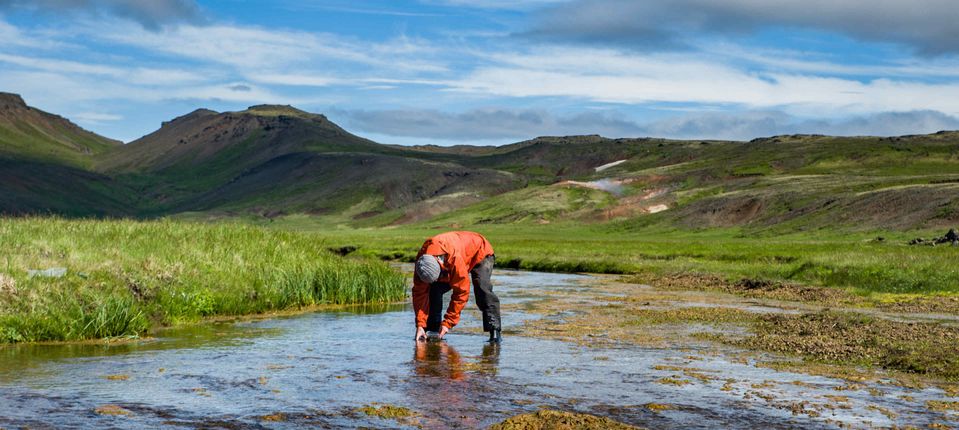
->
0, 92, 119, 167
421, 133, 959, 231
0, 92, 956, 231
0, 93, 132, 216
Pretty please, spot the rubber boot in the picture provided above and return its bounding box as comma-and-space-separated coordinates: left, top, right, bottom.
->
488, 329, 502, 343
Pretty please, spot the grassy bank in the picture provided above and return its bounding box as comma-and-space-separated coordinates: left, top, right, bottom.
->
262, 218, 959, 296
0, 218, 406, 343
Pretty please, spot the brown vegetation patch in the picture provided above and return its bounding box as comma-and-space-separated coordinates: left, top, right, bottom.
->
104, 374, 130, 381
0, 273, 16, 297
655, 377, 692, 387
876, 295, 959, 314
733, 311, 959, 379
645, 403, 673, 412
631, 273, 860, 305
624, 307, 757, 325
631, 273, 959, 314
488, 409, 641, 430
260, 413, 286, 422
355, 403, 421, 427
95, 405, 133, 416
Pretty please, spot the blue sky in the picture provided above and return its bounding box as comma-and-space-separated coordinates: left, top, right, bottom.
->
1, 0, 959, 144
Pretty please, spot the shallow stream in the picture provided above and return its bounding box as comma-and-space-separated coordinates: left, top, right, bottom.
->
0, 270, 956, 429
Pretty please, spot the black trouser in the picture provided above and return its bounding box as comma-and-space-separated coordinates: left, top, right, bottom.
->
426, 255, 500, 332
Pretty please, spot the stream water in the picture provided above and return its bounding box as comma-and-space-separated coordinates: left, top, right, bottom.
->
0, 270, 956, 429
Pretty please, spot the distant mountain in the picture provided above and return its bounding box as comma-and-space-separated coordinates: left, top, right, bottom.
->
0, 91, 957, 230
98, 105, 380, 173
0, 92, 119, 167
0, 93, 130, 216
96, 103, 524, 217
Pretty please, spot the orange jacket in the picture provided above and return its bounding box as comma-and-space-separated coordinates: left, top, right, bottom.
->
412, 231, 494, 329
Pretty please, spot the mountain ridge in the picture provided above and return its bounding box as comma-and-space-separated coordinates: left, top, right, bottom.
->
0, 92, 957, 230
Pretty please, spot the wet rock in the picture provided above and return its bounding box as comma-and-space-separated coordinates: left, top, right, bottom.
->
27, 267, 67, 278
941, 228, 959, 246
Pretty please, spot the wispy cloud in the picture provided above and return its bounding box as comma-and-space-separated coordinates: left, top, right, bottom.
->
422, 0, 567, 10
0, 52, 208, 85
71, 111, 123, 124
86, 21, 450, 75
445, 47, 959, 115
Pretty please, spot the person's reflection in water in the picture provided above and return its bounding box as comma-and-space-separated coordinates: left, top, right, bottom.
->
479, 343, 500, 377
413, 341, 466, 381
410, 342, 502, 428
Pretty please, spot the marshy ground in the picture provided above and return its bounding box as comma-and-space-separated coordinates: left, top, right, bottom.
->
2, 268, 958, 429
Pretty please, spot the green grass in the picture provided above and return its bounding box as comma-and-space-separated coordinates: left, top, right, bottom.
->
264, 220, 959, 296
0, 218, 406, 343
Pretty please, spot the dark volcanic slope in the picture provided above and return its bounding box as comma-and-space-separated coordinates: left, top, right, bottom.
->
98, 104, 524, 218
180, 152, 523, 219
98, 105, 382, 173
0, 158, 133, 216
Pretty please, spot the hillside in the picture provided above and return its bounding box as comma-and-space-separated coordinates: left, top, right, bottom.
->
96, 104, 524, 217
0, 92, 956, 230
425, 133, 959, 230
0, 92, 120, 166
0, 93, 132, 216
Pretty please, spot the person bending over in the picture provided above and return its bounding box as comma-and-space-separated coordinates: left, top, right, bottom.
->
412, 231, 501, 343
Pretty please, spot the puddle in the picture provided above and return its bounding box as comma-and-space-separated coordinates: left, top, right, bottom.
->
0, 269, 956, 429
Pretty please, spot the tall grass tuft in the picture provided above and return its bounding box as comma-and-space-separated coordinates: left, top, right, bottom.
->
0, 217, 407, 343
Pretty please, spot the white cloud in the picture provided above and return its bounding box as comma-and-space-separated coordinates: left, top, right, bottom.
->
0, 52, 208, 85
71, 112, 123, 124
249, 73, 340, 87
90, 21, 448, 74
446, 47, 959, 116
